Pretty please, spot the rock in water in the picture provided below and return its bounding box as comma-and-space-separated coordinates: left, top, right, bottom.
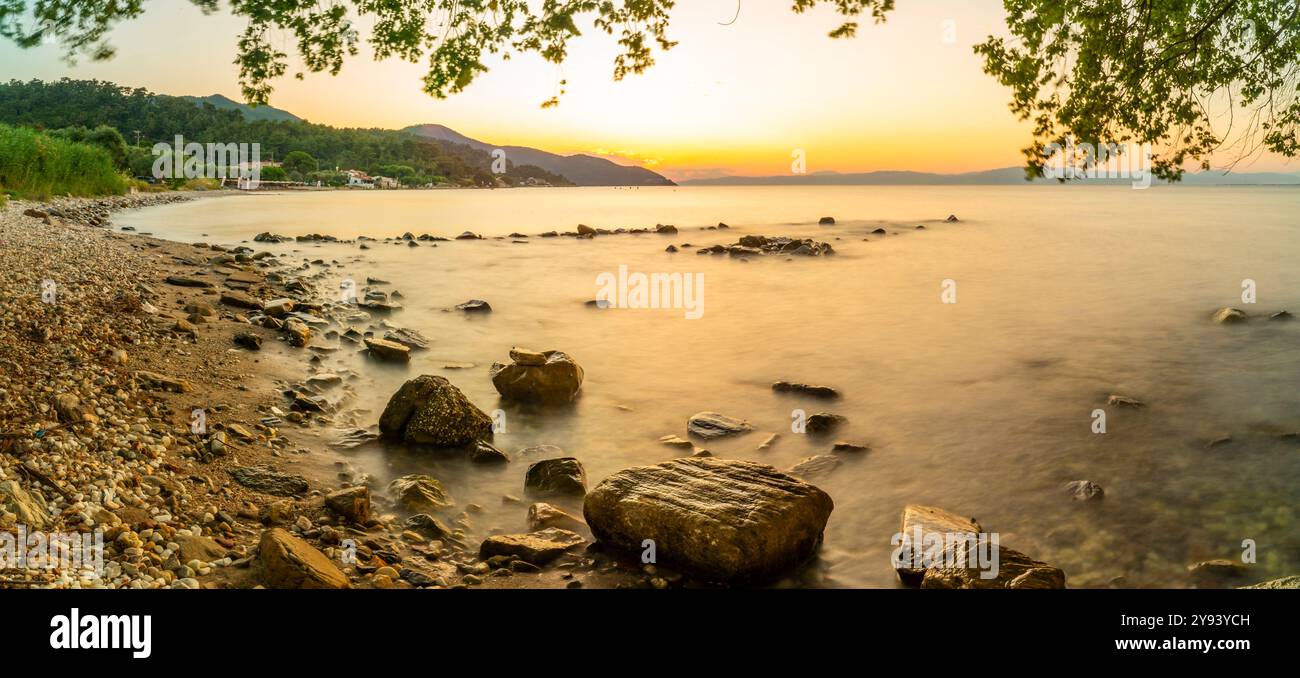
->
489, 350, 584, 405
894, 505, 981, 585
325, 486, 372, 524
389, 474, 453, 512
1240, 575, 1300, 589
528, 502, 586, 532
258, 528, 350, 589
525, 458, 587, 497
479, 528, 586, 565
455, 299, 492, 312
686, 412, 752, 439
772, 381, 839, 398
378, 375, 492, 447
1065, 480, 1104, 501
894, 505, 1066, 589
583, 458, 834, 583
1211, 307, 1249, 324
364, 337, 411, 362
818, 216, 836, 225
920, 547, 1066, 589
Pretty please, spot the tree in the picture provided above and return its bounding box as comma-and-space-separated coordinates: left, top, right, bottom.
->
282, 150, 317, 175
259, 165, 288, 182
978, 1, 1300, 181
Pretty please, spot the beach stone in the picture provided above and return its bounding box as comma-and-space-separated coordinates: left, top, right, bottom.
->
133, 370, 191, 393
378, 375, 493, 447
220, 290, 262, 309
389, 474, 453, 512
164, 275, 213, 288
324, 486, 371, 524
0, 480, 52, 529
490, 350, 584, 405
687, 412, 752, 439
258, 528, 350, 589
576, 224, 597, 235
383, 327, 430, 350
1106, 394, 1144, 408
174, 534, 226, 563
230, 466, 309, 496
584, 458, 833, 583
787, 454, 842, 479
455, 299, 491, 312
233, 332, 262, 350
470, 441, 510, 464
1065, 480, 1105, 501
655, 224, 677, 234
528, 502, 586, 532
405, 513, 454, 540
1188, 559, 1248, 579
831, 441, 870, 454
1211, 307, 1249, 324
804, 412, 846, 434
818, 216, 836, 225
920, 546, 1066, 589
364, 337, 411, 362
479, 528, 585, 565
772, 381, 839, 398
284, 318, 311, 347
524, 458, 587, 497
508, 347, 548, 366
262, 298, 295, 317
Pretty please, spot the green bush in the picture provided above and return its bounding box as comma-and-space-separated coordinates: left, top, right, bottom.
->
0, 124, 127, 198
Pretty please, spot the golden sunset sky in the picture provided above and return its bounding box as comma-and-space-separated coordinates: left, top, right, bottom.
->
0, 0, 1293, 180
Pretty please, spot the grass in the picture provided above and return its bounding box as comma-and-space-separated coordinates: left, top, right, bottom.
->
0, 124, 127, 199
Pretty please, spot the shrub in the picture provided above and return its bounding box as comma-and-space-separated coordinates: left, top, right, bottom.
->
0, 124, 127, 198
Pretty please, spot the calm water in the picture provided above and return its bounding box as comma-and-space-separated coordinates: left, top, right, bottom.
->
119, 185, 1300, 588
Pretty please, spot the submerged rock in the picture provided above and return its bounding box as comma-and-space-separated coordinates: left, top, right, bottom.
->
378, 375, 493, 447
686, 412, 752, 439
804, 412, 846, 434
490, 350, 584, 405
389, 474, 453, 512
893, 505, 1066, 589
456, 299, 492, 313
1106, 394, 1144, 408
528, 502, 586, 532
583, 458, 833, 583
1065, 480, 1105, 501
364, 337, 411, 362
818, 216, 836, 225
772, 381, 839, 398
1211, 307, 1249, 324
787, 454, 841, 479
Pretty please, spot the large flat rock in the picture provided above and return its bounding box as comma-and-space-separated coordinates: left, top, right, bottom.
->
583, 457, 833, 584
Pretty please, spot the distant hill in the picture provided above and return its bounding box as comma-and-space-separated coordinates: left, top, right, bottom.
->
404, 123, 675, 187
682, 167, 1300, 186
182, 94, 302, 123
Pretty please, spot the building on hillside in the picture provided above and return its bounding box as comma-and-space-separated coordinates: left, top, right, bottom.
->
346, 169, 375, 188
373, 176, 399, 189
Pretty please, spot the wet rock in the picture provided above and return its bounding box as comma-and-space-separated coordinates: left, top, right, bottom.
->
364, 337, 411, 362
687, 412, 752, 439
383, 327, 430, 350
254, 232, 292, 243
455, 231, 482, 240
831, 441, 870, 454
1268, 310, 1292, 321
804, 412, 846, 434
1211, 307, 1249, 324
920, 547, 1066, 589
658, 434, 694, 450
524, 458, 587, 497
378, 375, 493, 447
576, 224, 597, 235
220, 290, 262, 309
787, 454, 841, 479
470, 440, 510, 464
284, 318, 311, 347
772, 381, 839, 398
479, 528, 585, 565
133, 370, 192, 393
490, 350, 584, 405
1106, 394, 1144, 408
233, 332, 262, 350
583, 458, 833, 583
230, 466, 309, 496
164, 275, 213, 288
258, 528, 350, 589
1065, 480, 1105, 501
508, 346, 547, 366
894, 505, 981, 585
405, 513, 453, 540
1187, 559, 1248, 579
325, 486, 371, 524
818, 216, 836, 225
1240, 575, 1300, 589
528, 502, 586, 532
945, 214, 960, 222
455, 299, 492, 313
655, 224, 678, 234
389, 474, 453, 512
262, 298, 295, 317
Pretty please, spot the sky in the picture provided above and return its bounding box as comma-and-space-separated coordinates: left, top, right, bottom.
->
0, 0, 1293, 181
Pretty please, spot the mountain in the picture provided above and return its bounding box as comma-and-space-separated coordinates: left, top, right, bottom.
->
182, 94, 302, 123
681, 167, 1300, 186
404, 123, 675, 186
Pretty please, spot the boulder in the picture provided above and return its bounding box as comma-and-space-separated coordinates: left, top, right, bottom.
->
479, 528, 585, 565
583, 458, 833, 583
920, 547, 1066, 589
233, 332, 262, 350
405, 513, 454, 541
490, 350, 584, 405
470, 441, 510, 464
818, 216, 836, 225
686, 412, 752, 439
364, 337, 411, 362
455, 299, 492, 312
893, 504, 1066, 589
894, 505, 981, 585
388, 474, 453, 512
324, 486, 371, 524
804, 412, 846, 434
524, 457, 587, 497
258, 528, 350, 589
378, 375, 492, 447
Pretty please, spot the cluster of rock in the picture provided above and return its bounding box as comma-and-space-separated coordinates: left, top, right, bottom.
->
695, 235, 835, 257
